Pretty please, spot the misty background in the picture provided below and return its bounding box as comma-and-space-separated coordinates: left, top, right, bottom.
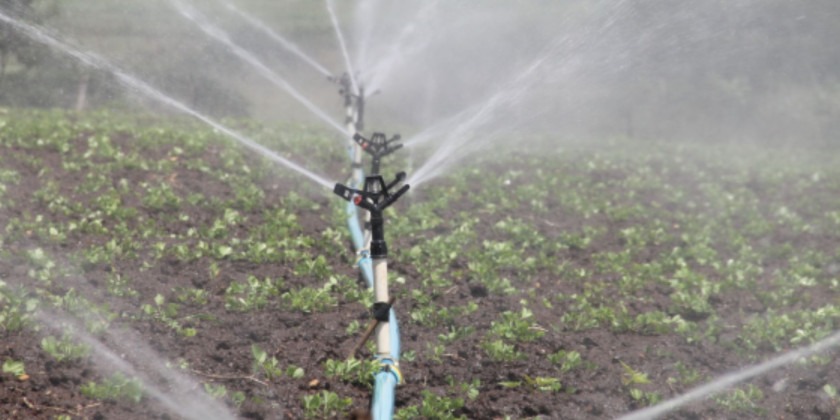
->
1, 0, 838, 146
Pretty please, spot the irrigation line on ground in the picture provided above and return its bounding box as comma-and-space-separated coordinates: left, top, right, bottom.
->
617, 330, 840, 420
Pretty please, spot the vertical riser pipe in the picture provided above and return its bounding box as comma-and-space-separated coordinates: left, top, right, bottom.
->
373, 258, 391, 357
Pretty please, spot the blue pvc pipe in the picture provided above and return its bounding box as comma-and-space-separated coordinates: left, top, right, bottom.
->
347, 200, 365, 252
372, 360, 401, 420
344, 148, 401, 419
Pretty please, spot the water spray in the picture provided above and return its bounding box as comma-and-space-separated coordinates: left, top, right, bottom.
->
353, 131, 403, 253
334, 173, 409, 419
326, 0, 359, 96
220, 0, 334, 78
171, 0, 346, 135
0, 7, 335, 190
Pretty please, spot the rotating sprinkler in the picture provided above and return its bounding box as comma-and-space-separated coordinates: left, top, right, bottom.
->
353, 131, 403, 255
330, 72, 369, 185
353, 132, 402, 176
334, 173, 409, 419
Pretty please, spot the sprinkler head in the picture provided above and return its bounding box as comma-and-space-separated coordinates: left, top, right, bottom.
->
333, 172, 408, 213
353, 132, 403, 175
333, 173, 409, 258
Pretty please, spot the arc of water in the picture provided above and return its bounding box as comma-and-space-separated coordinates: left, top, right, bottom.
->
0, 8, 334, 190
353, 0, 382, 75
364, 0, 442, 93
406, 42, 556, 189
171, 0, 346, 136
220, 0, 333, 78
618, 330, 840, 420
325, 0, 359, 95
405, 0, 634, 189
36, 311, 236, 420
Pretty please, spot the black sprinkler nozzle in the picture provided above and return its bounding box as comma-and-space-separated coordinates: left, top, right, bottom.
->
333, 173, 409, 259
353, 132, 403, 175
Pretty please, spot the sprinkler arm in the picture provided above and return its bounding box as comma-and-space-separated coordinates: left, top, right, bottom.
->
333, 173, 409, 258
353, 132, 403, 175
333, 172, 408, 214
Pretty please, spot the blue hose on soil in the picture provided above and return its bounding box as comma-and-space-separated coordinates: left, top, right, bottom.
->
373, 359, 402, 420
345, 165, 401, 420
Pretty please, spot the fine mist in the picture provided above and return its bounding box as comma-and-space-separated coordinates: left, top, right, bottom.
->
31, 0, 839, 151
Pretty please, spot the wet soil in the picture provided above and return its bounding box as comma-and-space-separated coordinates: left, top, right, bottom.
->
2, 123, 840, 420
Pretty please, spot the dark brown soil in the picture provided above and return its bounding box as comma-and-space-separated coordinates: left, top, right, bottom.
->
2, 117, 840, 420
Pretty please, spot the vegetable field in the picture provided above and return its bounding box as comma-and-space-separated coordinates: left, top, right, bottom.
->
2, 110, 840, 419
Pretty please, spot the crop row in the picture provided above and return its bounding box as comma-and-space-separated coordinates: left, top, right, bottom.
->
1, 110, 840, 418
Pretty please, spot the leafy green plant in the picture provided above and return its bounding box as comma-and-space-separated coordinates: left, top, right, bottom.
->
301, 390, 353, 419
0, 282, 38, 332
629, 388, 662, 406
251, 344, 283, 381
489, 308, 545, 342
224, 276, 282, 312
141, 294, 197, 337
324, 358, 379, 386
620, 361, 650, 386
2, 359, 26, 379
81, 373, 144, 403
501, 375, 563, 393
715, 384, 765, 415
282, 281, 337, 313
482, 339, 523, 362
41, 334, 90, 363
548, 350, 584, 373
395, 390, 466, 420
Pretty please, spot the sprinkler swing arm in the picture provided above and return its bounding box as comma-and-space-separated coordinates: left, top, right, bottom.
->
353, 132, 403, 176
334, 172, 409, 257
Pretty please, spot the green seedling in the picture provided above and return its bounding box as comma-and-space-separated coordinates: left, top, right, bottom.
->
3, 358, 27, 380
482, 339, 523, 362
548, 350, 586, 373
251, 344, 283, 381
141, 294, 197, 337
395, 390, 466, 420
715, 384, 765, 415
81, 373, 144, 403
629, 388, 662, 406
324, 358, 379, 386
0, 282, 38, 332
621, 361, 650, 386
224, 276, 282, 312
489, 308, 545, 342
41, 334, 90, 363
282, 281, 338, 313
500, 375, 563, 393
301, 390, 353, 419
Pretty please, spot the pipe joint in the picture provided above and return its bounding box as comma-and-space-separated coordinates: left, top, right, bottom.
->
377, 358, 403, 385
371, 301, 391, 322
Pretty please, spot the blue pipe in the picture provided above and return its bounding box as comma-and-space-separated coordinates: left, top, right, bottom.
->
344, 146, 401, 419
347, 200, 365, 251
372, 359, 402, 420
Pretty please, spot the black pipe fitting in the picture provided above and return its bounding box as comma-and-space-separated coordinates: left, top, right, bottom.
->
371, 301, 391, 322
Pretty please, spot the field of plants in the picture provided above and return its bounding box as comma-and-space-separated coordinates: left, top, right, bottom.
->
2, 110, 840, 419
